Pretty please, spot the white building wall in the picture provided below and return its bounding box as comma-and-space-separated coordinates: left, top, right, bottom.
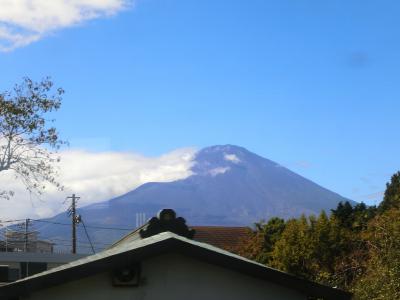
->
24, 253, 307, 300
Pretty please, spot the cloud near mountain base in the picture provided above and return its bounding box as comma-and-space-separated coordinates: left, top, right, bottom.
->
0, 147, 196, 220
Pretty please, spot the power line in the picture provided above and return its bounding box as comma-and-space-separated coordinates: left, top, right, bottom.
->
39, 237, 111, 246
32, 219, 132, 231
0, 196, 134, 254
82, 224, 132, 231
46, 242, 104, 249
1, 218, 133, 231
0, 216, 119, 253
79, 218, 95, 254
31, 220, 70, 226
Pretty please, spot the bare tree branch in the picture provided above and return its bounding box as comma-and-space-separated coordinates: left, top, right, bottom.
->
0, 77, 65, 199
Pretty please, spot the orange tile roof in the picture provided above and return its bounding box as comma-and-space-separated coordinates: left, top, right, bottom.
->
191, 226, 252, 253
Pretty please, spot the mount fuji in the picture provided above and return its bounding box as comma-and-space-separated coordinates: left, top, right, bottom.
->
37, 145, 352, 251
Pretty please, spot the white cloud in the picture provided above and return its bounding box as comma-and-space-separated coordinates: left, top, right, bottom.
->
224, 153, 240, 164
0, 147, 197, 220
0, 0, 132, 51
208, 167, 230, 177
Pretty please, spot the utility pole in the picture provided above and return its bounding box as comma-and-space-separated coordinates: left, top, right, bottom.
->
5, 227, 8, 253
24, 218, 30, 252
24, 218, 31, 277
67, 194, 80, 254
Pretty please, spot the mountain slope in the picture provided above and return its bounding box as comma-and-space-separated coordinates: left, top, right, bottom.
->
38, 145, 353, 251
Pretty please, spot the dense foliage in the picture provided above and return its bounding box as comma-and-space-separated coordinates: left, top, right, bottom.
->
238, 171, 400, 299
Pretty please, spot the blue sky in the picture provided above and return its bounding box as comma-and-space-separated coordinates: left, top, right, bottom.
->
1, 0, 399, 206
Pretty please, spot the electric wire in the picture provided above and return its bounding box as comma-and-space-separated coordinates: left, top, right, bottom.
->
0, 216, 133, 253
31, 219, 132, 231
79, 219, 95, 254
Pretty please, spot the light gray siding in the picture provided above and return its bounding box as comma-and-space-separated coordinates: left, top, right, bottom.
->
25, 253, 307, 300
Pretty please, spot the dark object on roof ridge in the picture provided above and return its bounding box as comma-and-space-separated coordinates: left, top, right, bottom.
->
139, 209, 195, 239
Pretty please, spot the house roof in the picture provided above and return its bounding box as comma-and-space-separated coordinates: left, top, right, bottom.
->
0, 231, 352, 300
191, 226, 251, 251
110, 208, 195, 247
112, 224, 252, 253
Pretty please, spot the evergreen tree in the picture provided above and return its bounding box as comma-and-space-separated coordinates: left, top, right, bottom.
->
237, 218, 285, 264
258, 217, 286, 254
270, 215, 313, 279
352, 202, 377, 231
379, 171, 400, 212
331, 201, 354, 229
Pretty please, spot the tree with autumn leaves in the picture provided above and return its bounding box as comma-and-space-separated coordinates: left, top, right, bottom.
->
238, 171, 400, 299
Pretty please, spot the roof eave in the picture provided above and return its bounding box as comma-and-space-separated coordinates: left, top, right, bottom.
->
0, 236, 352, 300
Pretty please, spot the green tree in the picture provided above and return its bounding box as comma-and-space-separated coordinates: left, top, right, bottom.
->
379, 171, 400, 212
258, 218, 285, 250
332, 201, 376, 231
310, 212, 337, 281
270, 215, 313, 279
352, 202, 377, 231
0, 77, 65, 198
331, 201, 354, 229
237, 171, 400, 296
353, 209, 400, 299
237, 218, 285, 264
329, 215, 366, 290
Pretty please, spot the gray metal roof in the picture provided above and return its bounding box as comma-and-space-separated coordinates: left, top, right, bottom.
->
11, 232, 181, 282
0, 232, 352, 300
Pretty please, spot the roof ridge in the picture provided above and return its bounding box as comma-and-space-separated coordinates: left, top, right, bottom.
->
0, 231, 352, 300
